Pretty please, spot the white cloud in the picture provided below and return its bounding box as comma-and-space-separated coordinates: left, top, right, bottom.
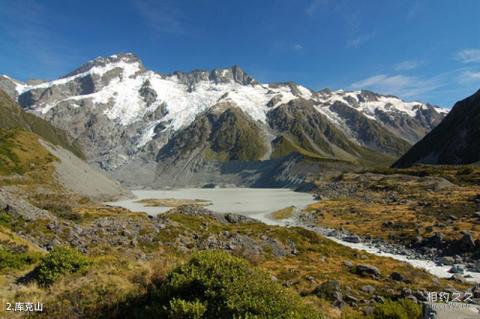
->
459, 70, 480, 83
346, 33, 374, 48
394, 60, 423, 71
292, 44, 303, 51
352, 74, 412, 90
351, 73, 443, 98
455, 49, 480, 63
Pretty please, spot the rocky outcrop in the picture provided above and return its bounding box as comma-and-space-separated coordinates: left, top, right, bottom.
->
0, 189, 53, 221
353, 264, 382, 279
0, 76, 20, 99
314, 280, 344, 307
1, 203, 297, 259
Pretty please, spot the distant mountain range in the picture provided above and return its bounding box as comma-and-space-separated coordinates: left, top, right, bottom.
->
394, 89, 480, 168
0, 53, 448, 187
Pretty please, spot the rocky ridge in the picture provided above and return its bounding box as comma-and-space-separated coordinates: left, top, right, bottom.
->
395, 88, 480, 167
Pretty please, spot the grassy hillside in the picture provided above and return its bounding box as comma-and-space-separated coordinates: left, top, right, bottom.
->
301, 165, 480, 255
0, 129, 58, 186
0, 202, 463, 319
0, 90, 84, 159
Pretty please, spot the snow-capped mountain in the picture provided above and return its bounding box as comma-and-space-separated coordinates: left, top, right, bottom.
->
394, 88, 480, 167
0, 53, 448, 187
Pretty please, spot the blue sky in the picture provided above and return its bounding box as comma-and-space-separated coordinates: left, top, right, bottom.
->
0, 0, 479, 107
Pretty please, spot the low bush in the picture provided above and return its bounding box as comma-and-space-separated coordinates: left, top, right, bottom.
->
373, 299, 422, 319
0, 210, 12, 226
0, 247, 40, 272
167, 298, 207, 319
132, 250, 323, 319
35, 246, 91, 287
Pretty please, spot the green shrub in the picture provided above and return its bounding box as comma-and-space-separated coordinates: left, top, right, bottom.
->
0, 247, 40, 272
373, 299, 422, 319
138, 250, 322, 319
167, 298, 207, 319
35, 246, 91, 287
0, 210, 12, 226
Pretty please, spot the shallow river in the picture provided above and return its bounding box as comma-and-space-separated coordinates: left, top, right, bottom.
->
107, 188, 480, 284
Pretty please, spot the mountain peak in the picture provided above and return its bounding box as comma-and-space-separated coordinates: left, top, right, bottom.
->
171, 65, 256, 89
62, 52, 143, 78
209, 65, 256, 85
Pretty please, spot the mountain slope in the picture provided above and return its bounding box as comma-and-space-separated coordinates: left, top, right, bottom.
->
268, 99, 403, 165
2, 53, 448, 186
328, 102, 412, 156
313, 89, 446, 145
394, 89, 480, 167
157, 103, 269, 163
0, 90, 84, 159
0, 90, 130, 200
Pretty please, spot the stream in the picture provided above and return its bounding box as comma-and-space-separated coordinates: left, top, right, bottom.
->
107, 188, 480, 284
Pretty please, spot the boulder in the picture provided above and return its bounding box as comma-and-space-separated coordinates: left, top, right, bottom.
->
451, 274, 466, 283
314, 280, 342, 304
439, 256, 455, 266
413, 236, 423, 245
223, 213, 254, 224
373, 295, 385, 304
389, 272, 405, 282
456, 233, 476, 252
385, 288, 396, 296
402, 287, 413, 296
344, 294, 358, 306
472, 261, 480, 272
344, 235, 361, 243
413, 290, 429, 302
360, 285, 376, 294
423, 232, 444, 248
354, 264, 381, 279
472, 285, 480, 298
306, 275, 316, 283
449, 264, 465, 274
